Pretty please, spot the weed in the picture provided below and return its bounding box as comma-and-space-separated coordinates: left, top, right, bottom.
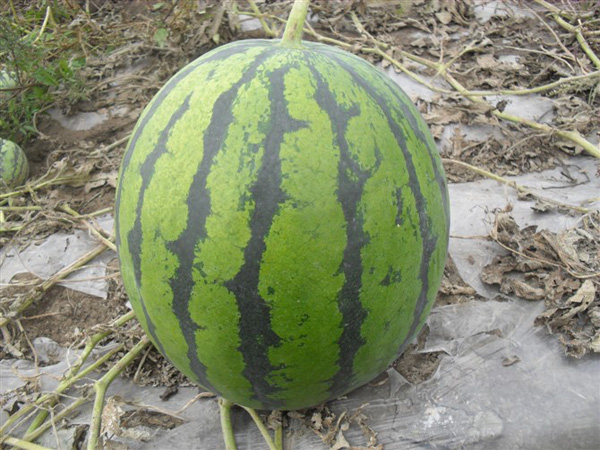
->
0, 2, 87, 143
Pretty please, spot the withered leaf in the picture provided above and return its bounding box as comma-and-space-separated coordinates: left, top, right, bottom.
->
500, 278, 545, 300
484, 212, 599, 357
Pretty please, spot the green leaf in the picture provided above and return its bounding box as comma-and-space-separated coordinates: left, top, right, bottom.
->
70, 56, 86, 70
33, 67, 58, 86
31, 85, 48, 98
21, 124, 37, 133
153, 28, 168, 48
58, 59, 73, 77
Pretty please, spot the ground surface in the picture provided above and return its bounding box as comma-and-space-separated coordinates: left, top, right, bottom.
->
1, 1, 599, 449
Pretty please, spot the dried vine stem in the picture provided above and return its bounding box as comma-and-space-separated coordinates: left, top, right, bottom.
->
0, 436, 52, 450
60, 204, 116, 251
87, 337, 151, 450
366, 38, 600, 97
20, 311, 136, 439
0, 243, 108, 327
0, 171, 90, 201
23, 397, 89, 443
352, 14, 600, 159
239, 405, 281, 450
392, 45, 600, 159
534, 0, 600, 69
0, 344, 123, 437
0, 205, 42, 212
466, 70, 600, 96
442, 158, 592, 214
247, 0, 276, 37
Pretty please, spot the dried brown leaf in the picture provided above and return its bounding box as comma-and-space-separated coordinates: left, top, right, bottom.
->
501, 278, 545, 300
476, 54, 497, 70
435, 10, 452, 25
483, 213, 600, 357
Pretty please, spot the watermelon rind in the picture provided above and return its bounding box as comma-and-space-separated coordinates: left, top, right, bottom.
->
116, 39, 450, 410
0, 138, 29, 189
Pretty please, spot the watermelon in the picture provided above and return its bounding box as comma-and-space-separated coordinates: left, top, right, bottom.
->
115, 38, 449, 411
0, 69, 17, 90
0, 138, 29, 189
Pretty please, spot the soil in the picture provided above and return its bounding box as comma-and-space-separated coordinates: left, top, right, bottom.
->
21, 284, 124, 349
393, 326, 443, 385
4, 277, 121, 348
1, 0, 598, 447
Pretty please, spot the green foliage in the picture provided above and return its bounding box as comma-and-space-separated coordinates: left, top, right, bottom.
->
0, 4, 87, 143
153, 28, 169, 48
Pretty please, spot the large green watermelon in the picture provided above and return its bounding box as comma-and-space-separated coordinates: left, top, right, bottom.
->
116, 38, 449, 410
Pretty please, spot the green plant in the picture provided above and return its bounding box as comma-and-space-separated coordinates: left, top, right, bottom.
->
0, 2, 87, 142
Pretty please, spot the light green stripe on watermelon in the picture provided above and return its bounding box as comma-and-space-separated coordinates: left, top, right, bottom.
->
117, 47, 229, 349
261, 60, 345, 407
141, 49, 272, 391
315, 44, 449, 376
136, 95, 198, 382
337, 44, 450, 238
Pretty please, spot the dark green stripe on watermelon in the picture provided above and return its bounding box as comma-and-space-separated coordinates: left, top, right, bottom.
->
323, 52, 440, 357
166, 52, 281, 401
306, 60, 369, 399
379, 64, 451, 233
224, 64, 310, 409
116, 39, 450, 410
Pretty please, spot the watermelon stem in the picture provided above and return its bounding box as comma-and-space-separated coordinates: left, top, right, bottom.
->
219, 398, 237, 449
218, 399, 282, 450
280, 0, 310, 48
88, 337, 151, 450
239, 405, 281, 450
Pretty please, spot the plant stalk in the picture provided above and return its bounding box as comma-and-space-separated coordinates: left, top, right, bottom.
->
0, 437, 52, 450
22, 312, 136, 438
23, 396, 89, 442
248, 0, 275, 37
1, 344, 123, 437
239, 406, 279, 450
280, 0, 310, 48
219, 398, 237, 450
86, 337, 150, 450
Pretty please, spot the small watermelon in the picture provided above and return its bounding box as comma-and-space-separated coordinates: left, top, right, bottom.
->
116, 37, 449, 410
0, 69, 17, 90
0, 138, 29, 189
